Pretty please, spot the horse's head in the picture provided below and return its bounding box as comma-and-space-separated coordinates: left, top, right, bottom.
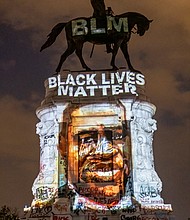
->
136, 18, 153, 36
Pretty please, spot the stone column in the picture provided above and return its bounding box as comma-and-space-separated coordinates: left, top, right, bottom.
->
31, 104, 68, 206
130, 101, 163, 205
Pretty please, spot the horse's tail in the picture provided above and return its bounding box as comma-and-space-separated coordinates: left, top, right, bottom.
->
40, 22, 67, 52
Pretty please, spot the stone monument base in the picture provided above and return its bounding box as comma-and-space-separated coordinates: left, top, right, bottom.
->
23, 198, 174, 220
23, 69, 174, 220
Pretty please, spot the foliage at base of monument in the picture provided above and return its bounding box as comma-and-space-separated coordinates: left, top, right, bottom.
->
0, 205, 19, 220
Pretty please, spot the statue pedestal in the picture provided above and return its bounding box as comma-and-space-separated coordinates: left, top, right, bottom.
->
23, 69, 174, 220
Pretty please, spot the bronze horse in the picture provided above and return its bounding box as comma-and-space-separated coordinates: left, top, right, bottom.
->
40, 12, 152, 72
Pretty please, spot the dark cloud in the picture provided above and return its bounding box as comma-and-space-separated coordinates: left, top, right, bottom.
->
0, 24, 52, 100
175, 73, 190, 92
159, 109, 185, 127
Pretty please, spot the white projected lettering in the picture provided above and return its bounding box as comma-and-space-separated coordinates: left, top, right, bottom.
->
48, 71, 145, 97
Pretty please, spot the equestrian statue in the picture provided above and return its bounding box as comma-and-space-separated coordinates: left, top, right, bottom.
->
40, 1, 152, 73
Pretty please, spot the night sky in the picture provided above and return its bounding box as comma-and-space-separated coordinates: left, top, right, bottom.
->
0, 1, 190, 219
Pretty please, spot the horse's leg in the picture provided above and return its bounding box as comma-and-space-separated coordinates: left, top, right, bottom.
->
75, 42, 91, 71
56, 42, 75, 73
120, 41, 140, 72
110, 40, 122, 70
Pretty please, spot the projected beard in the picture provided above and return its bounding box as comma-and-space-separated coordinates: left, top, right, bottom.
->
78, 125, 123, 183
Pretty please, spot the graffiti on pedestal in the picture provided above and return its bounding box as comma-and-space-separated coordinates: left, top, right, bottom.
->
29, 206, 52, 218
32, 119, 59, 206
131, 113, 163, 203
53, 202, 69, 213
139, 184, 159, 198
35, 186, 56, 201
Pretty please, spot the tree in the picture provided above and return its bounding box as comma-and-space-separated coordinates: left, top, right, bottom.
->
0, 205, 19, 220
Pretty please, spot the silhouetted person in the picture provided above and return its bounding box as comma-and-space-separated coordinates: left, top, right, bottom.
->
91, 0, 106, 17
90, 0, 113, 53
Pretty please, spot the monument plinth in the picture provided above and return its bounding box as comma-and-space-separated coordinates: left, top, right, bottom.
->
22, 69, 174, 220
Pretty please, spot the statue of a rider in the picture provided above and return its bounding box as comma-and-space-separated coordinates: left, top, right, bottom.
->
91, 0, 106, 17
90, 0, 113, 53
